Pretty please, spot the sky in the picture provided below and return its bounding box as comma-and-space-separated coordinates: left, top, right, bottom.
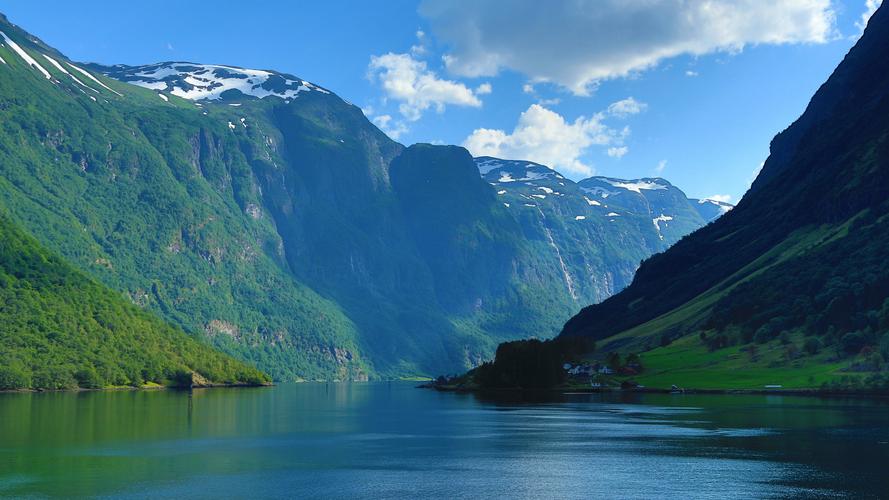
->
0, 0, 881, 203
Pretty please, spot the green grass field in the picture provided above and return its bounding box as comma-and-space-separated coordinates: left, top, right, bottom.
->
622, 335, 850, 390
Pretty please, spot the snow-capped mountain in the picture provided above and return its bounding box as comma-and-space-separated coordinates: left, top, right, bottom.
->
475, 156, 729, 301
690, 198, 734, 222
92, 62, 331, 102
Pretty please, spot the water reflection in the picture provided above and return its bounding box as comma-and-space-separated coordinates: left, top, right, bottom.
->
0, 384, 887, 498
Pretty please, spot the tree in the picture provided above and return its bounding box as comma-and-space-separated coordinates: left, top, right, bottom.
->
804, 337, 823, 355
606, 352, 622, 371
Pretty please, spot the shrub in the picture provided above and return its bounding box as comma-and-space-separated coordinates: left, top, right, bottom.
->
804, 337, 823, 355
840, 331, 867, 355
0, 365, 31, 390
754, 324, 778, 344
74, 366, 103, 389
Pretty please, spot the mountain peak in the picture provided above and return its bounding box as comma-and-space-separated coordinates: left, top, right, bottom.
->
93, 62, 332, 102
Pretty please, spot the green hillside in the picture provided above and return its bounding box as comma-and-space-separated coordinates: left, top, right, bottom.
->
0, 214, 269, 390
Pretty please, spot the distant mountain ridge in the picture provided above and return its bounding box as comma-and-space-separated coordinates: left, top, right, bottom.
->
0, 11, 729, 380
474, 156, 729, 303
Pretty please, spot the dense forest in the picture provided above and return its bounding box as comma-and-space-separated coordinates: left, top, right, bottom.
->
0, 214, 270, 390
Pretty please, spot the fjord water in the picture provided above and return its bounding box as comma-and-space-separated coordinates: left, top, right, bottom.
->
1, 384, 888, 499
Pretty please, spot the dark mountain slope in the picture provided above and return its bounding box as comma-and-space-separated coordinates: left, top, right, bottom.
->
554, 5, 889, 376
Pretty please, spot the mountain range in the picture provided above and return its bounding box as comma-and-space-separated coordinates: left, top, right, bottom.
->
0, 11, 729, 385
474, 3, 889, 391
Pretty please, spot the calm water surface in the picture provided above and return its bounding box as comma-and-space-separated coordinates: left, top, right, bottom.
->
1, 383, 888, 499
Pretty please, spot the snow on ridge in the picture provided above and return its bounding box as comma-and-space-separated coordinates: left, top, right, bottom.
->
601, 178, 668, 193
606, 212, 620, 217
42, 54, 98, 92
476, 157, 560, 182
581, 186, 618, 198
130, 80, 167, 90
476, 158, 505, 174
699, 198, 733, 213
583, 196, 602, 206
1, 30, 51, 79
66, 63, 123, 96
105, 62, 329, 102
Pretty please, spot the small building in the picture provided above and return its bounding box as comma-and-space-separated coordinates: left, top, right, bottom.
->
568, 364, 594, 376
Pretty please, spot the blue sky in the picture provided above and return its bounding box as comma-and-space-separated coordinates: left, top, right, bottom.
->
0, 0, 880, 202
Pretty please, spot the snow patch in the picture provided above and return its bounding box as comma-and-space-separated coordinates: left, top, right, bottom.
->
476, 158, 504, 174
581, 186, 617, 198
602, 178, 668, 193
41, 54, 98, 92
652, 214, 674, 240
606, 212, 620, 217
158, 93, 169, 102
538, 186, 554, 194
699, 199, 733, 213
66, 63, 123, 96
1, 31, 51, 79
103, 62, 328, 102
575, 215, 586, 220
497, 190, 507, 195
583, 196, 602, 206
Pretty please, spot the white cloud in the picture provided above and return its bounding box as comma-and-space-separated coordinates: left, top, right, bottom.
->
462, 104, 626, 177
368, 52, 485, 121
655, 159, 667, 174
706, 194, 733, 203
685, 70, 699, 77
419, 0, 836, 95
607, 146, 629, 159
607, 97, 647, 118
855, 0, 882, 33
372, 114, 409, 140
475, 82, 493, 95
522, 83, 534, 94
411, 30, 429, 56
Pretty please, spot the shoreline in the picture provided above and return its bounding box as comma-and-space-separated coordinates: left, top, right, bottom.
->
419, 383, 889, 399
0, 381, 274, 394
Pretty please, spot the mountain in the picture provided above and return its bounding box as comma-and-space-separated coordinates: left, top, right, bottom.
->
690, 198, 733, 222
475, 157, 726, 303
0, 12, 728, 380
0, 213, 269, 390
477, 4, 889, 391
